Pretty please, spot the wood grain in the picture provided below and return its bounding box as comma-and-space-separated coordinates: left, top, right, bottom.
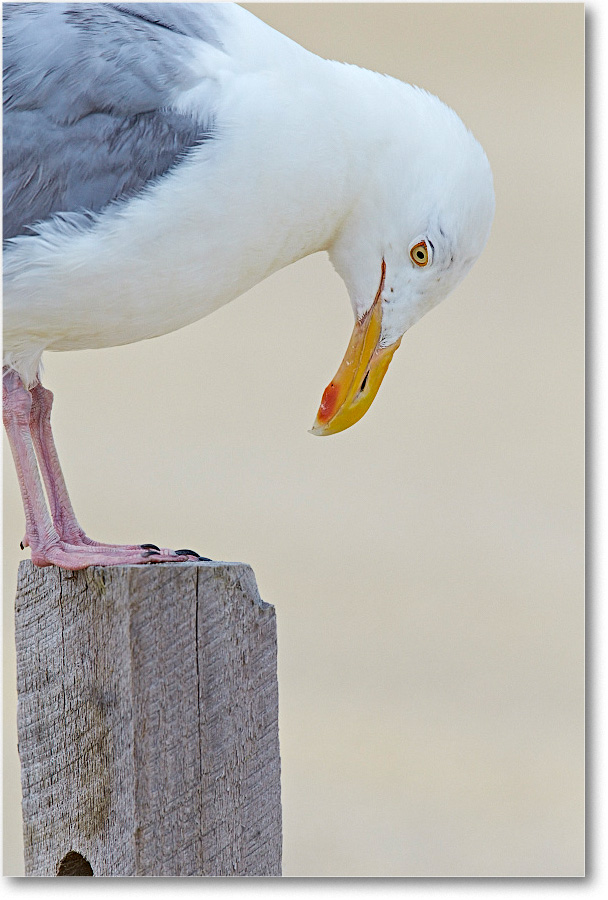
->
14, 560, 282, 876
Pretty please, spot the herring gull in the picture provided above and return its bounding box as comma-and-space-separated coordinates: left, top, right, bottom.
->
3, 2, 495, 569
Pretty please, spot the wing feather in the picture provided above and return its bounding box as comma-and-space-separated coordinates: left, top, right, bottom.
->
3, 3, 226, 239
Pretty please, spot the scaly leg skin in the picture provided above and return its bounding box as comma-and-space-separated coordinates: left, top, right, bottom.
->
28, 381, 155, 551
3, 368, 205, 569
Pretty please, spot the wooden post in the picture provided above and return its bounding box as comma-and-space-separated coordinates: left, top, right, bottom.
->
14, 560, 282, 877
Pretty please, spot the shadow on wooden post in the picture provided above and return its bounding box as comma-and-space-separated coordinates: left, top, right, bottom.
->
15, 560, 282, 876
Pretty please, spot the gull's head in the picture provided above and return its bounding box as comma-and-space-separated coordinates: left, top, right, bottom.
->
312, 84, 495, 435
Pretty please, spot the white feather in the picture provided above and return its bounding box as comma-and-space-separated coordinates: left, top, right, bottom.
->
3, 3, 494, 387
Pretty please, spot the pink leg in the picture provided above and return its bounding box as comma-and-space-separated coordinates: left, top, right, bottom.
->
3, 369, 203, 569
28, 382, 143, 549
3, 371, 58, 562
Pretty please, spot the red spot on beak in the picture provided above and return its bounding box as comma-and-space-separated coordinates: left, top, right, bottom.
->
318, 381, 340, 423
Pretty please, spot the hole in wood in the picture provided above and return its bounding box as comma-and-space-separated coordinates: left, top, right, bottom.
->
56, 850, 94, 876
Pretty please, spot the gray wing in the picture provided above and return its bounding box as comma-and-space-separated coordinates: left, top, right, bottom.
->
3, 3, 227, 240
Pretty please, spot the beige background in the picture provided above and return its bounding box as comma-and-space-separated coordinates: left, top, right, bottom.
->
3, 2, 584, 877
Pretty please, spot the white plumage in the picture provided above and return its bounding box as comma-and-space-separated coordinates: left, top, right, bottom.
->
3, 2, 494, 569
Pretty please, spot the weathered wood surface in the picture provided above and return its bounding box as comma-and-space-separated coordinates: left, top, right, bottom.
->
14, 560, 282, 877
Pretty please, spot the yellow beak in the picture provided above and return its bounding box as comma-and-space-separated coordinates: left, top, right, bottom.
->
310, 263, 402, 436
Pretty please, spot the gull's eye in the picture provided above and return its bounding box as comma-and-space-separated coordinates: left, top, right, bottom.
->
409, 239, 433, 267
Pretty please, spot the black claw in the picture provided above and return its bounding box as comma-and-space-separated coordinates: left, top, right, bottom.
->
19, 541, 24, 550
142, 549, 161, 557
175, 549, 211, 561
141, 543, 161, 551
